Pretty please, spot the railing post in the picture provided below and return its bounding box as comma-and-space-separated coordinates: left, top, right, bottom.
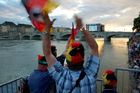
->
114, 68, 118, 91
2, 87, 3, 93
11, 82, 13, 93
121, 72, 124, 93
7, 85, 8, 93
16, 80, 18, 92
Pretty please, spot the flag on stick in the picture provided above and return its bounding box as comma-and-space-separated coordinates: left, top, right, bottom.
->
70, 23, 75, 44
22, 0, 58, 33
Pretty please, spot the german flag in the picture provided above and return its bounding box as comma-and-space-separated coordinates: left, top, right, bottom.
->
22, 0, 58, 33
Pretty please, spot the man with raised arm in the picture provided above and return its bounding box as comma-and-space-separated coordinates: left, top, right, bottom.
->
43, 11, 100, 93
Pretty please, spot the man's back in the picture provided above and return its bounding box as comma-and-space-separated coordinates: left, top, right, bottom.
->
28, 70, 55, 93
48, 54, 100, 93
42, 14, 100, 93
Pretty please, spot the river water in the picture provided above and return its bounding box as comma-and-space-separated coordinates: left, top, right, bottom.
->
0, 38, 129, 91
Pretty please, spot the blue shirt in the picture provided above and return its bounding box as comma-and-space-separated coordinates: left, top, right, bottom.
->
28, 70, 55, 93
49, 54, 100, 93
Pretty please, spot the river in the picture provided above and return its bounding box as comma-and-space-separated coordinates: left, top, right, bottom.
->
0, 38, 129, 92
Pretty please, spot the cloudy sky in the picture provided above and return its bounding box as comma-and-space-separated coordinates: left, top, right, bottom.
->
0, 0, 140, 31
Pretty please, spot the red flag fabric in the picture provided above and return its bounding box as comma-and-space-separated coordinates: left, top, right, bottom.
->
38, 55, 43, 60
22, 0, 58, 33
74, 26, 79, 35
30, 19, 45, 33
70, 23, 79, 44
70, 23, 74, 44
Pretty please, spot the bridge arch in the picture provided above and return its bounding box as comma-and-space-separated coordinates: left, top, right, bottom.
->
31, 35, 42, 40
61, 34, 71, 40
19, 32, 133, 41
50, 34, 56, 40
22, 35, 30, 40
106, 35, 117, 41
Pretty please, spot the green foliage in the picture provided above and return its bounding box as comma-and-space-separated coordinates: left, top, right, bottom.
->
133, 16, 140, 32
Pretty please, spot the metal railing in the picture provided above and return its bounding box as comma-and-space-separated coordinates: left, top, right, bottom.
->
0, 77, 23, 93
115, 68, 140, 93
96, 79, 103, 93
0, 77, 103, 93
1, 68, 139, 93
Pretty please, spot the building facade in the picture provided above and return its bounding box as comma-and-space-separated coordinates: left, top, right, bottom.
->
0, 21, 35, 39
0, 21, 18, 39
86, 24, 104, 32
53, 27, 71, 32
0, 21, 71, 40
17, 24, 34, 35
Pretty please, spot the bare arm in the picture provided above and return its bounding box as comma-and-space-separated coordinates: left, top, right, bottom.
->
62, 37, 71, 56
43, 11, 57, 68
82, 29, 99, 56
75, 16, 99, 57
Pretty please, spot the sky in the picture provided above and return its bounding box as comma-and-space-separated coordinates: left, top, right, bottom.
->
0, 0, 140, 32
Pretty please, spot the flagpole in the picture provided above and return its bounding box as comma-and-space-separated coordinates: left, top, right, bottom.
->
70, 22, 75, 44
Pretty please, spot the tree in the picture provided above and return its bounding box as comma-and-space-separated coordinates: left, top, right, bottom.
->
133, 12, 140, 32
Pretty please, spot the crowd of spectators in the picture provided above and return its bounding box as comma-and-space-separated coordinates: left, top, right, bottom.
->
128, 32, 140, 92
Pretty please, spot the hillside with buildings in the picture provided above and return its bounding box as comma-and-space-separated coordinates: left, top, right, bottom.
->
0, 21, 71, 40
0, 21, 105, 40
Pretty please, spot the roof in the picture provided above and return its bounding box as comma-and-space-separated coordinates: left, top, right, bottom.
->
18, 24, 33, 28
2, 21, 16, 26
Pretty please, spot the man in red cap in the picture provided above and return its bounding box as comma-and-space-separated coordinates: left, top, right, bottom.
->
28, 55, 56, 93
28, 44, 68, 93
102, 70, 117, 93
43, 11, 99, 93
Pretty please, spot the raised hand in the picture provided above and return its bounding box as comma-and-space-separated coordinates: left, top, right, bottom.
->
75, 15, 83, 30
43, 11, 56, 32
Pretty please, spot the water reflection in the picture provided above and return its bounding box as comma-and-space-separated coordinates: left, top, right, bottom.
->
0, 38, 128, 87
96, 38, 104, 56
98, 38, 129, 77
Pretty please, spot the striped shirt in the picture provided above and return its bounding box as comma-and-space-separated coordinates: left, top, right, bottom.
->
48, 54, 100, 93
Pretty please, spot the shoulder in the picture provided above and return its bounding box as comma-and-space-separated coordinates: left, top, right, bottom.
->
29, 70, 38, 76
29, 70, 50, 79
48, 61, 65, 73
48, 62, 71, 82
84, 54, 100, 76
87, 54, 100, 64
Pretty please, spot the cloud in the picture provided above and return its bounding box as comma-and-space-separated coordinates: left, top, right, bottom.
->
0, 0, 140, 31
50, 6, 81, 19
0, 0, 30, 24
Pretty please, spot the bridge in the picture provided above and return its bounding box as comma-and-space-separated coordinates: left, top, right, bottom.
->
20, 31, 133, 41
20, 33, 43, 40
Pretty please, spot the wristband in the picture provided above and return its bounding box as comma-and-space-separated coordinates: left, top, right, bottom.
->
80, 26, 85, 31
44, 31, 50, 35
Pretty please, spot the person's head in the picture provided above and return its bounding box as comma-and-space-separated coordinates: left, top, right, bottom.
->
51, 45, 57, 57
37, 55, 48, 71
102, 70, 117, 89
135, 32, 140, 40
66, 41, 84, 71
